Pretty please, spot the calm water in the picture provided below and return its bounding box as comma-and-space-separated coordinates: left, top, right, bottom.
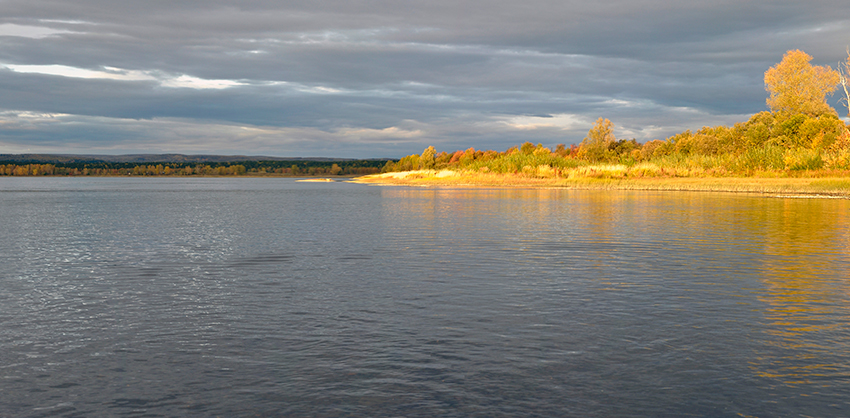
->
1, 177, 849, 417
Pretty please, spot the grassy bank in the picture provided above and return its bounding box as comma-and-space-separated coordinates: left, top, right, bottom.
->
352, 169, 850, 197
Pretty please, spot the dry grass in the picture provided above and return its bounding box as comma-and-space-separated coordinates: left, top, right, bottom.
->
351, 169, 850, 197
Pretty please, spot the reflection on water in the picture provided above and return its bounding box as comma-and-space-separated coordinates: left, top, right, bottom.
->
745, 199, 850, 389
1, 178, 849, 417
380, 187, 850, 401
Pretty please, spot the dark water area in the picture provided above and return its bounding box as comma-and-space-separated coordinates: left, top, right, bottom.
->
1, 177, 849, 417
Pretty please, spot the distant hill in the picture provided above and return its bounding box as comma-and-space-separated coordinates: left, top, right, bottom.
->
0, 154, 378, 163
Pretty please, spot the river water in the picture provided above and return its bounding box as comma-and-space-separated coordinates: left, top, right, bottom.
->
1, 177, 848, 417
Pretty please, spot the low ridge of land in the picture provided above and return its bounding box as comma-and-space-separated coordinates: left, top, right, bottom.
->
352, 169, 850, 197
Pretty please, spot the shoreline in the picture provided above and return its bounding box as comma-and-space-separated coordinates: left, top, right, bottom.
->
350, 170, 850, 197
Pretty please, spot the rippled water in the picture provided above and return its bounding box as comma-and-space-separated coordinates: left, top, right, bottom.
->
1, 177, 849, 417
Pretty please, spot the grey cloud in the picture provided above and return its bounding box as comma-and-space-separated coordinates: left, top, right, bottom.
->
1, 0, 848, 157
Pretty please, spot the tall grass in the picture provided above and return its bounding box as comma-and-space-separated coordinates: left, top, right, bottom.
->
731, 145, 785, 172
464, 151, 581, 174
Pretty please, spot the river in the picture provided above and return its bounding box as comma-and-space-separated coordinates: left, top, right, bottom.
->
1, 177, 848, 417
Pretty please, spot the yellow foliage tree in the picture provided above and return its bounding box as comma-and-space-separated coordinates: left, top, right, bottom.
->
578, 118, 616, 161
419, 146, 436, 169
764, 50, 840, 118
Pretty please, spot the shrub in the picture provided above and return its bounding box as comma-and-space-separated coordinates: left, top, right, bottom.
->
824, 130, 850, 169
640, 140, 668, 160
784, 148, 824, 170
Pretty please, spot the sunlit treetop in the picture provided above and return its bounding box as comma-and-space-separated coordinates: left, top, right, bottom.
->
764, 49, 840, 118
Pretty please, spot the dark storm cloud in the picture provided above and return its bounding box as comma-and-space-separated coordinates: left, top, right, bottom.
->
0, 0, 847, 157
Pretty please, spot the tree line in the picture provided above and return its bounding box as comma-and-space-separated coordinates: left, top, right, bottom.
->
0, 160, 384, 177
385, 49, 850, 176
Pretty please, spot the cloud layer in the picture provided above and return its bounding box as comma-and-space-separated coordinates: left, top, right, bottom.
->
1, 1, 848, 157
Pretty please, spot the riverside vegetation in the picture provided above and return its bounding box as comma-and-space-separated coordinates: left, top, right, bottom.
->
361, 50, 850, 195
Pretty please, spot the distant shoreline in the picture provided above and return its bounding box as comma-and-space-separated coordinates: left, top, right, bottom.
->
350, 170, 850, 197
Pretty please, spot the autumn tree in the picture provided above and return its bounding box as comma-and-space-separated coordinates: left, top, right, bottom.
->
578, 117, 616, 161
394, 153, 420, 171
459, 147, 477, 165
419, 146, 436, 169
764, 50, 840, 118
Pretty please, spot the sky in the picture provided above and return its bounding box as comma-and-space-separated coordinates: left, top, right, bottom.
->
0, 1, 848, 158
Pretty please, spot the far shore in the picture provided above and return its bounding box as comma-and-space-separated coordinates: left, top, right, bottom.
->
350, 170, 850, 197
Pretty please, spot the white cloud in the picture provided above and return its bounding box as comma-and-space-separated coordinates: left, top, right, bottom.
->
500, 113, 589, 130
339, 126, 425, 141
3, 64, 157, 81
0, 23, 74, 39
38, 19, 93, 25
2, 64, 246, 89
297, 85, 344, 94
159, 75, 245, 89
0, 111, 72, 132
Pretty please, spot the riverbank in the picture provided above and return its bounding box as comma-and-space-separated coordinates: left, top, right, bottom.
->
351, 170, 850, 197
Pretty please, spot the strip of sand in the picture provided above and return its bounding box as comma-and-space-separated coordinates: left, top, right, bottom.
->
350, 170, 850, 197
296, 178, 336, 182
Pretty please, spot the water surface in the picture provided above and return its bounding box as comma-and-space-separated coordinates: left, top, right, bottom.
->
1, 177, 849, 417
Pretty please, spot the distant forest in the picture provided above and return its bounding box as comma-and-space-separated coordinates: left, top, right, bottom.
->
0, 159, 385, 177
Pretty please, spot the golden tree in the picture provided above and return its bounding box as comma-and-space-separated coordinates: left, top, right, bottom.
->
764, 50, 840, 117
578, 117, 616, 161
419, 146, 436, 169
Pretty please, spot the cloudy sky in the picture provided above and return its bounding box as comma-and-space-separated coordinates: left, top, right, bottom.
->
0, 1, 848, 158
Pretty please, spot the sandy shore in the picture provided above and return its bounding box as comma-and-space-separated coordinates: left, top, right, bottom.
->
350, 170, 850, 197
295, 178, 336, 182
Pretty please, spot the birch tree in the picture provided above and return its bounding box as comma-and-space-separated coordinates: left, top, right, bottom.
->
839, 48, 850, 118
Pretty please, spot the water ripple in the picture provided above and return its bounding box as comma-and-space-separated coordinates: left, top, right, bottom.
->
1, 179, 849, 417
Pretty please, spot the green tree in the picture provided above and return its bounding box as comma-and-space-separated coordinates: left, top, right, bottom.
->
419, 146, 436, 169
578, 118, 616, 161
381, 160, 396, 173
395, 154, 420, 171
764, 50, 840, 118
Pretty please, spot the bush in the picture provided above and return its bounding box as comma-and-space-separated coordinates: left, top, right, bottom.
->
824, 130, 850, 169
